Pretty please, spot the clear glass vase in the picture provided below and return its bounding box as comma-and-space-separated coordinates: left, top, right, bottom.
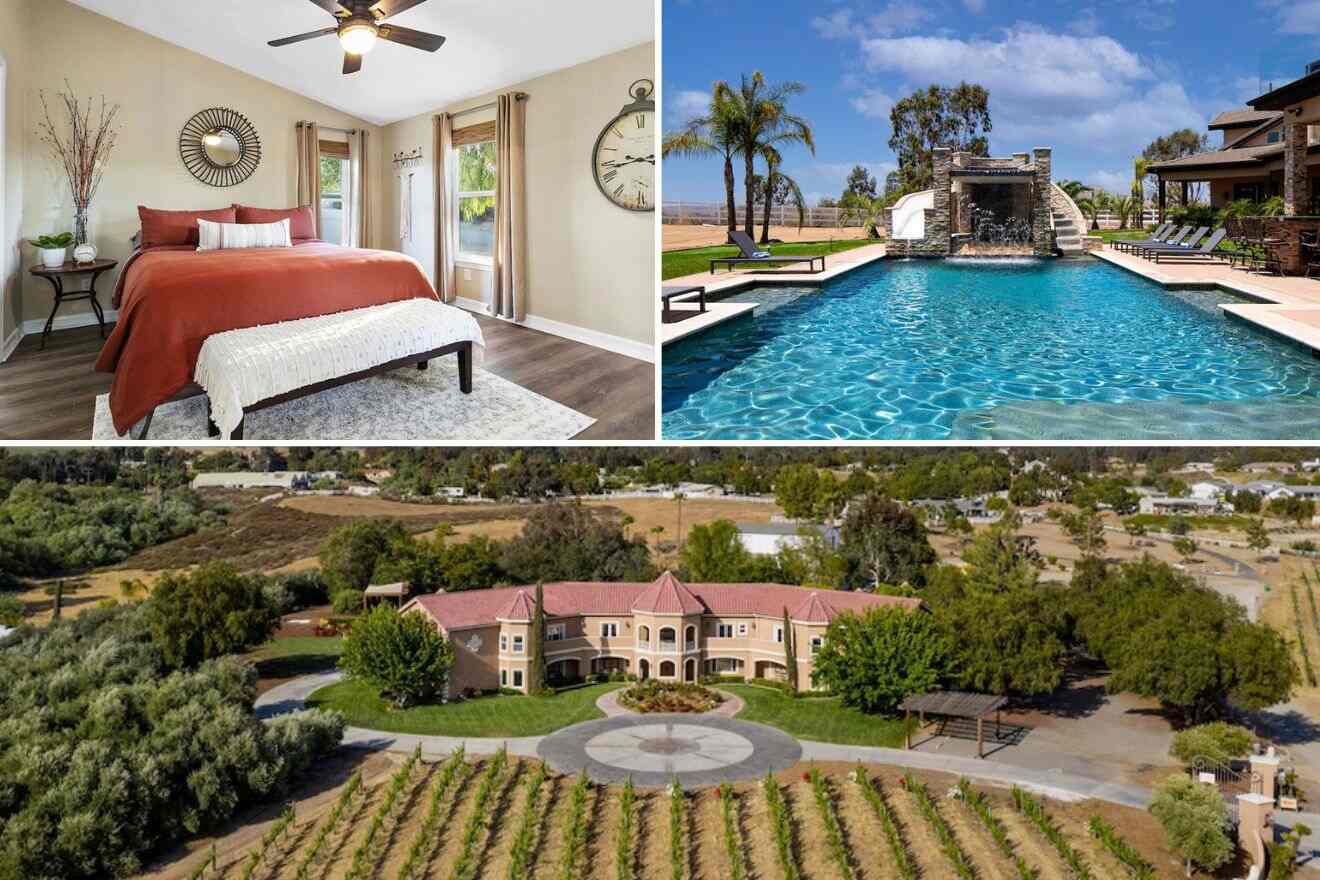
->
73, 206, 90, 248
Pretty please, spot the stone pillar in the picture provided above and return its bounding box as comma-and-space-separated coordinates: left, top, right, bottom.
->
1013, 152, 1030, 166
1237, 793, 1273, 874
1252, 752, 1281, 803
1158, 179, 1166, 223
927, 146, 952, 256
1286, 120, 1310, 216
1033, 148, 1053, 256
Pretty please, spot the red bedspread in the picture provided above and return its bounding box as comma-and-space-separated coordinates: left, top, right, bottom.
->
96, 242, 439, 434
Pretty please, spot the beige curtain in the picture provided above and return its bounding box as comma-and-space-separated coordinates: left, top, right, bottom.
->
295, 121, 321, 239
433, 112, 457, 303
347, 129, 371, 248
491, 92, 526, 321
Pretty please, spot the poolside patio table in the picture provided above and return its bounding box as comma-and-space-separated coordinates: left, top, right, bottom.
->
661, 284, 707, 314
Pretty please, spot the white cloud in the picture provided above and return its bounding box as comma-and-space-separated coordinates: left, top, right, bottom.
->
1088, 169, 1133, 195
670, 89, 709, 123
811, 9, 862, 40
850, 88, 895, 119
812, 2, 932, 40
963, 0, 986, 11
1269, 0, 1320, 33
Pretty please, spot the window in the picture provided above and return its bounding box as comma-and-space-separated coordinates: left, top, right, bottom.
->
512, 635, 524, 654
454, 132, 496, 262
500, 669, 508, 686
1267, 130, 1283, 144
716, 623, 734, 638
659, 660, 676, 677
810, 636, 824, 655
547, 624, 564, 642
512, 669, 524, 688
705, 657, 743, 674
774, 626, 784, 644
319, 140, 351, 246
737, 623, 748, 636
500, 634, 508, 652
600, 622, 619, 638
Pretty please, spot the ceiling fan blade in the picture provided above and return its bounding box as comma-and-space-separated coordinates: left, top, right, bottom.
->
308, 0, 349, 14
269, 26, 339, 47
343, 52, 364, 75
378, 24, 446, 52
371, 0, 427, 20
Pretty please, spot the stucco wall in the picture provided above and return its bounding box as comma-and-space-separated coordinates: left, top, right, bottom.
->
379, 42, 655, 349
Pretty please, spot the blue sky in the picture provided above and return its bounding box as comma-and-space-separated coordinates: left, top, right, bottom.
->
661, 0, 1320, 205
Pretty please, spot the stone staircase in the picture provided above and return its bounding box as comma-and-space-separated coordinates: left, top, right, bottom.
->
1052, 210, 1085, 256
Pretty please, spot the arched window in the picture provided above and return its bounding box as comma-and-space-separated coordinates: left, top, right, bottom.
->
658, 627, 676, 649
684, 624, 696, 648
638, 624, 650, 646
638, 658, 650, 680
684, 658, 695, 682
659, 660, 676, 677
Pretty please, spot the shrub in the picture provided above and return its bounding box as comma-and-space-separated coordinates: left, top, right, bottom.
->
1148, 775, 1233, 877
0, 593, 23, 626
276, 570, 330, 609
332, 588, 365, 614
339, 604, 455, 707
618, 680, 723, 713
144, 561, 282, 669
1169, 722, 1254, 765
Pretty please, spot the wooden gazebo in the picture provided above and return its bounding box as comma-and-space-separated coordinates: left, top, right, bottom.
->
899, 691, 1009, 759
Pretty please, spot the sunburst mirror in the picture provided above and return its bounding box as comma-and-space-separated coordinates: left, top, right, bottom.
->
179, 108, 262, 187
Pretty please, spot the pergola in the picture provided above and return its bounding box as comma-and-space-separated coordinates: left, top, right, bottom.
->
364, 581, 409, 607
899, 691, 1009, 759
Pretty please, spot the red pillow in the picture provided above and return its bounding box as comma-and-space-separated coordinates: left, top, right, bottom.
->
138, 206, 238, 248
234, 204, 317, 241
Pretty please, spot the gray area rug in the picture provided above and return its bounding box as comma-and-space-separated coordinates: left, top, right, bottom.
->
93, 358, 595, 441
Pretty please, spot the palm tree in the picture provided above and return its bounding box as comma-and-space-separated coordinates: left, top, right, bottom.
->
757, 144, 807, 244
722, 71, 815, 239
1058, 179, 1086, 200
1112, 195, 1137, 230
839, 194, 887, 239
662, 84, 741, 241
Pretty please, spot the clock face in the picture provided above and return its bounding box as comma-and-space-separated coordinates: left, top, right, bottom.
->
593, 107, 654, 212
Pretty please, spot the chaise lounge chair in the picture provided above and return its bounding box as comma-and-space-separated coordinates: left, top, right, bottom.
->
1133, 227, 1209, 258
1143, 228, 1229, 263
1115, 223, 1183, 253
709, 230, 826, 275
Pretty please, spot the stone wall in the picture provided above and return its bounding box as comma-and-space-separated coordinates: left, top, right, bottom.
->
1286, 121, 1310, 216
1263, 216, 1320, 274
1033, 148, 1055, 257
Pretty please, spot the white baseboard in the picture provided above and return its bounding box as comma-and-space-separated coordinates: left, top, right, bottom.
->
21, 308, 117, 337
0, 325, 20, 363
452, 296, 654, 363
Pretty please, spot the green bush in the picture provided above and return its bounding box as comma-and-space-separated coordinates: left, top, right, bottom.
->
144, 561, 282, 669
339, 604, 454, 708
0, 593, 23, 626
1169, 722, 1254, 765
812, 606, 950, 713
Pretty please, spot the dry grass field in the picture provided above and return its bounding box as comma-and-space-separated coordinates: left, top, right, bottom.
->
147, 755, 1193, 880
662, 223, 871, 251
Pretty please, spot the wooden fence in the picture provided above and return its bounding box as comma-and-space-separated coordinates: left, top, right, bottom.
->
662, 201, 863, 227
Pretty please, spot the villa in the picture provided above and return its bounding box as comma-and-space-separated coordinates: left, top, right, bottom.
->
1138, 495, 1223, 515
401, 572, 922, 694
735, 521, 840, 556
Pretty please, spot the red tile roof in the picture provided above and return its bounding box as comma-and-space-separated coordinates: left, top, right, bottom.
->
495, 589, 535, 622
406, 572, 921, 631
632, 570, 705, 614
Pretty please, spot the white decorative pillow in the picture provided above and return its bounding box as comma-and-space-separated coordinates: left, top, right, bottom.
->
197, 218, 292, 251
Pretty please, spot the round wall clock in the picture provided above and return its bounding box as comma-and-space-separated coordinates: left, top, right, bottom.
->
591, 79, 655, 212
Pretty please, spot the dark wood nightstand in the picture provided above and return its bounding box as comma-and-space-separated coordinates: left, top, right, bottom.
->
28, 258, 118, 349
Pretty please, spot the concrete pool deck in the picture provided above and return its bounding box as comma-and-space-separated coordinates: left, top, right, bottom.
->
1095, 247, 1320, 353
661, 241, 889, 345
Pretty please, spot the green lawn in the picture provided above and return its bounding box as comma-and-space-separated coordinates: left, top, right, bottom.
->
662, 238, 876, 281
1094, 229, 1151, 243
306, 679, 621, 737
723, 684, 911, 748
251, 635, 343, 682
1122, 513, 1255, 533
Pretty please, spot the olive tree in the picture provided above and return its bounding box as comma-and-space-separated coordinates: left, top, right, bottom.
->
339, 605, 455, 707
1149, 774, 1233, 877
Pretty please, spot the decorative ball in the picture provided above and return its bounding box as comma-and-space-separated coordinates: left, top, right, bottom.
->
73, 244, 97, 264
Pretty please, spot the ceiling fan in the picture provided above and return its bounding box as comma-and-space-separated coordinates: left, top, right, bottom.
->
268, 0, 446, 75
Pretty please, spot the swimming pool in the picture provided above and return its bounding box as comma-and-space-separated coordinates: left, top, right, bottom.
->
661, 258, 1320, 440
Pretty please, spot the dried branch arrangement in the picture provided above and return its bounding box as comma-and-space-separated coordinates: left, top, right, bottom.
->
36, 80, 122, 213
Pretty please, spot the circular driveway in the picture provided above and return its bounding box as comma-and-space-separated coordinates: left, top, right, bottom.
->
538, 713, 801, 786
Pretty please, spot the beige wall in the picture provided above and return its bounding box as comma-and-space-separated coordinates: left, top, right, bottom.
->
10, 0, 384, 327
380, 42, 655, 349
0, 0, 28, 354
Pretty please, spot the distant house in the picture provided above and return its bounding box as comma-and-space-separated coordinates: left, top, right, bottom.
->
191, 471, 312, 490
1020, 459, 1048, 473
1271, 485, 1320, 501
910, 497, 997, 523
436, 486, 466, 498
1189, 480, 1233, 500
1242, 480, 1287, 497
1302, 459, 1320, 472
1138, 496, 1220, 515
1179, 462, 1217, 474
1243, 462, 1295, 475
735, 522, 840, 556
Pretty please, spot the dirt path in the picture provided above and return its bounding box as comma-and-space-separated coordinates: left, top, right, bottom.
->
636, 791, 669, 880
833, 773, 897, 880
588, 783, 629, 880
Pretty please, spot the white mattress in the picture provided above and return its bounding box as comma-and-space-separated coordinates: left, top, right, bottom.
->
194, 299, 486, 437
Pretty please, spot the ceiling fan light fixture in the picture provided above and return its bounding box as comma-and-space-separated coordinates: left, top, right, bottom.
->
339, 20, 378, 55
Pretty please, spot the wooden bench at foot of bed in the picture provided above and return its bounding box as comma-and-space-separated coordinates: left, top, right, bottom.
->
131, 340, 473, 441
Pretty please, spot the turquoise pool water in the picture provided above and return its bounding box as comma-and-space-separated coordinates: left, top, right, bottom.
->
661, 258, 1320, 440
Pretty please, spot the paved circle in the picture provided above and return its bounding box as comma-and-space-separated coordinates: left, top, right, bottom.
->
539, 714, 801, 786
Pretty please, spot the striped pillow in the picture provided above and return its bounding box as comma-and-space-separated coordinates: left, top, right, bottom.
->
197, 218, 292, 251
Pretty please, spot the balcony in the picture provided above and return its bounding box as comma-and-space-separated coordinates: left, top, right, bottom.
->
685, 641, 698, 652
658, 638, 677, 652
636, 640, 650, 651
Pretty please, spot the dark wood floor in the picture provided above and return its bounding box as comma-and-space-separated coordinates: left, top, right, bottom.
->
0, 314, 655, 441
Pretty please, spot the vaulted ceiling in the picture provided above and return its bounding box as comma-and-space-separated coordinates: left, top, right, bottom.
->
67, 0, 654, 126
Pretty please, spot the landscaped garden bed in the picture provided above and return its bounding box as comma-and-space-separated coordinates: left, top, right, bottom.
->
618, 680, 724, 713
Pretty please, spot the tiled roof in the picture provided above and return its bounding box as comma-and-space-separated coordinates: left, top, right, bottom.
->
790, 591, 838, 623
495, 589, 535, 622
632, 571, 706, 614
1209, 109, 1282, 130
407, 573, 921, 631
1145, 143, 1282, 171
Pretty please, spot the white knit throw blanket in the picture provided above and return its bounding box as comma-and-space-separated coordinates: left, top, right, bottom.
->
195, 299, 486, 437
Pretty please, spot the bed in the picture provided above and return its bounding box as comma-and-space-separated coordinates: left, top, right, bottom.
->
95, 236, 484, 438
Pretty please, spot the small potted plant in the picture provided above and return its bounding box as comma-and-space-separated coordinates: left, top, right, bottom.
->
31, 233, 74, 269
